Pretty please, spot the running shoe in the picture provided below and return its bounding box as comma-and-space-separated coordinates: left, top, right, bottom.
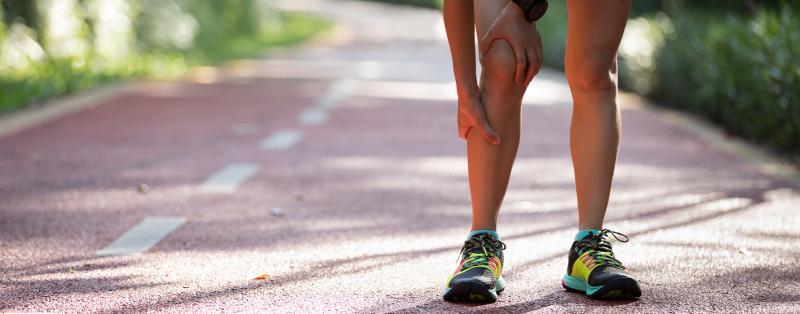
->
562, 229, 641, 299
443, 233, 506, 303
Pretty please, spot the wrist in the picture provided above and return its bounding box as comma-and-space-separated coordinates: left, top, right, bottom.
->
505, 1, 526, 19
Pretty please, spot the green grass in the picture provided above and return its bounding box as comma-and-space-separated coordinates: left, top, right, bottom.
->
189, 12, 332, 65
0, 12, 330, 114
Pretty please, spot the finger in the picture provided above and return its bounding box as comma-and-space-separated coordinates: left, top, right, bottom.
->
511, 40, 527, 84
525, 48, 541, 86
459, 124, 472, 140
471, 104, 502, 145
458, 113, 468, 139
535, 41, 543, 65
524, 49, 536, 86
475, 119, 502, 146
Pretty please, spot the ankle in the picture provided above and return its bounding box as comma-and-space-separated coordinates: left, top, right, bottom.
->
574, 229, 601, 241
468, 229, 500, 240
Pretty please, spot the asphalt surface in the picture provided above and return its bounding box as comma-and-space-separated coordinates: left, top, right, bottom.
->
2, 0, 799, 313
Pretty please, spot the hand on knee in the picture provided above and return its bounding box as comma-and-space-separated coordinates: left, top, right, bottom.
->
479, 39, 526, 119
481, 39, 518, 90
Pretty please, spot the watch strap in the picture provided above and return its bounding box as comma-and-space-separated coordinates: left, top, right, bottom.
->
511, 0, 548, 23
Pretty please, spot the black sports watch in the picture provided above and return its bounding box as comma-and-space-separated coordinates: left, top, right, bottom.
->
511, 0, 548, 23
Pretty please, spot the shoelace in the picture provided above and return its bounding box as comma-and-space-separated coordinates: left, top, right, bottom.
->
458, 234, 506, 269
575, 229, 629, 270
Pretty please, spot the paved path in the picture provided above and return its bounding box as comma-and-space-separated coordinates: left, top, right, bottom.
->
1, 1, 799, 312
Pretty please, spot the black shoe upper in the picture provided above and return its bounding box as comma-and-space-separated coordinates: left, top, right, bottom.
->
449, 267, 497, 287
586, 265, 636, 286
567, 229, 632, 286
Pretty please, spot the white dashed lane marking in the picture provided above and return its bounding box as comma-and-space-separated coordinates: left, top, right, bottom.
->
199, 163, 259, 193
96, 216, 186, 256
298, 79, 355, 126
259, 130, 304, 151
318, 79, 355, 109
298, 109, 328, 125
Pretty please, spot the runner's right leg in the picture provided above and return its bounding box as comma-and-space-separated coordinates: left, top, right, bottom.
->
443, 0, 532, 303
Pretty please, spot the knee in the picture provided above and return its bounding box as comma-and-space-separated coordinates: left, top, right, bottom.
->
565, 57, 617, 94
481, 39, 518, 89
480, 40, 524, 118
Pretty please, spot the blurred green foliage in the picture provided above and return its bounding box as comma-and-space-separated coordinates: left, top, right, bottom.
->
360, 0, 442, 10
629, 0, 796, 16
0, 0, 330, 113
540, 2, 800, 157
635, 8, 800, 156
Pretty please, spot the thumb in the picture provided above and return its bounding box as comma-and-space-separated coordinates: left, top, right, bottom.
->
479, 30, 499, 62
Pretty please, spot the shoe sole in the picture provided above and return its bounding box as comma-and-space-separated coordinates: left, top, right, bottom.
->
562, 274, 641, 300
443, 277, 505, 303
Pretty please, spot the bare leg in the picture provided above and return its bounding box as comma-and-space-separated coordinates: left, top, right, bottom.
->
469, 0, 531, 231
565, 0, 630, 229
